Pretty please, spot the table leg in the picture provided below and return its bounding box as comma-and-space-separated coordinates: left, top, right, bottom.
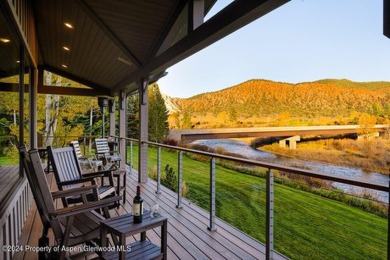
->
123, 172, 127, 204
161, 220, 167, 259
140, 231, 146, 241
100, 226, 107, 258
119, 234, 126, 260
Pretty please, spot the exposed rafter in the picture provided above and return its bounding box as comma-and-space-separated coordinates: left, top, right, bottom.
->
78, 0, 142, 67
144, 0, 189, 64
115, 0, 290, 90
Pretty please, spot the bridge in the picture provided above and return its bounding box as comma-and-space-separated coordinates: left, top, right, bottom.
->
168, 125, 389, 148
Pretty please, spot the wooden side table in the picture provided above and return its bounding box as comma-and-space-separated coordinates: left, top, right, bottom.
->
100, 212, 168, 260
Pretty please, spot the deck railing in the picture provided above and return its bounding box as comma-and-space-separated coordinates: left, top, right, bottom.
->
120, 136, 389, 259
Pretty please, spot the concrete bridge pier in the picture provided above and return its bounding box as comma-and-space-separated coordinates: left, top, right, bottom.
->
279, 135, 301, 149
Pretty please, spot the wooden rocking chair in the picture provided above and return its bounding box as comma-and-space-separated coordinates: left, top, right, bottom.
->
70, 140, 103, 172
20, 146, 121, 260
47, 146, 117, 207
94, 138, 127, 204
94, 138, 121, 170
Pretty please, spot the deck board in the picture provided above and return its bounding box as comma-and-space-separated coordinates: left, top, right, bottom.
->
0, 165, 21, 205
12, 167, 287, 260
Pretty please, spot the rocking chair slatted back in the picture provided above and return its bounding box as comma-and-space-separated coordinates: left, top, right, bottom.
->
49, 147, 82, 186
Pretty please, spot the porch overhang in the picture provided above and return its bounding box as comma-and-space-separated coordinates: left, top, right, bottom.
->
1, 0, 290, 96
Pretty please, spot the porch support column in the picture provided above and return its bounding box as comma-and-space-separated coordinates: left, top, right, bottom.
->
19, 46, 25, 175
29, 68, 38, 149
138, 78, 149, 183
109, 99, 116, 137
118, 92, 126, 170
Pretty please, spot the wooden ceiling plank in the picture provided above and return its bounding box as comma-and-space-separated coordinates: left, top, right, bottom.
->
114, 0, 290, 91
79, 0, 142, 67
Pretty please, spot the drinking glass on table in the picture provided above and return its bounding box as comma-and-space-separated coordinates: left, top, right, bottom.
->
150, 203, 160, 218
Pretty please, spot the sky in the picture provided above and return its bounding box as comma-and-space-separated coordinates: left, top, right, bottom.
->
157, 0, 390, 98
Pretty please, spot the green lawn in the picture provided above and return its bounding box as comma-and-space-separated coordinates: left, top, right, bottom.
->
0, 155, 18, 165
128, 144, 387, 259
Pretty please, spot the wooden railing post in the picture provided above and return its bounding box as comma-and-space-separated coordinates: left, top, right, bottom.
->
208, 157, 217, 231
83, 136, 86, 155
156, 146, 162, 194
176, 150, 183, 208
266, 169, 274, 260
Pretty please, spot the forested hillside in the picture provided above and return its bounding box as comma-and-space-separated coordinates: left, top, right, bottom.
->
169, 79, 390, 128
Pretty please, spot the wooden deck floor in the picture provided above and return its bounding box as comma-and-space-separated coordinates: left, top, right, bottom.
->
12, 168, 287, 260
0, 165, 21, 206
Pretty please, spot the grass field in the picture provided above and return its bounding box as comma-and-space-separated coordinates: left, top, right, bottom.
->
128, 144, 387, 259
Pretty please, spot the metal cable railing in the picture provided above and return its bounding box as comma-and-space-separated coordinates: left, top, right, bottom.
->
118, 136, 389, 259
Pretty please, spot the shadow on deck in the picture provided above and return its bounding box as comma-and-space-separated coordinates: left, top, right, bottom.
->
12, 167, 287, 260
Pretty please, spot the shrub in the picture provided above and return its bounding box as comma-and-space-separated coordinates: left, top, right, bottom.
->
162, 164, 177, 191
162, 138, 178, 146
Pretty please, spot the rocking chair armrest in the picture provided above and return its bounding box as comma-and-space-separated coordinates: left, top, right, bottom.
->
85, 169, 115, 180
51, 185, 99, 199
49, 196, 122, 218
82, 170, 111, 178
57, 176, 98, 187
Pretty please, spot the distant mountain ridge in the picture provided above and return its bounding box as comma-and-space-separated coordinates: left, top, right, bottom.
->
163, 79, 390, 128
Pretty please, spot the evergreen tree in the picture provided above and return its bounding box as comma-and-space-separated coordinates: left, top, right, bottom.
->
127, 94, 139, 139
148, 84, 169, 142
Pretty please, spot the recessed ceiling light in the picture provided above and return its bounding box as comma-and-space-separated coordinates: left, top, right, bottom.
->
63, 46, 70, 51
64, 22, 74, 29
16, 60, 20, 63
0, 38, 10, 43
62, 64, 68, 68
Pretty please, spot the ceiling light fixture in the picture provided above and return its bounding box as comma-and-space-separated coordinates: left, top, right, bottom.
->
0, 38, 11, 43
63, 46, 70, 51
16, 61, 20, 63
62, 64, 68, 68
64, 22, 74, 29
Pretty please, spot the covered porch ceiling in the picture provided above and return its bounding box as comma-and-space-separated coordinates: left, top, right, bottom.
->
1, 0, 290, 96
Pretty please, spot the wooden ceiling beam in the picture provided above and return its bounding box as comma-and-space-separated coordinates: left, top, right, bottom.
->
79, 0, 142, 68
115, 0, 290, 90
384, 0, 390, 38
38, 85, 110, 97
0, 82, 29, 93
42, 65, 110, 94
0, 82, 110, 97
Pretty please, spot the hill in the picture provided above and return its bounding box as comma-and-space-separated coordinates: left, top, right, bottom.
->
167, 79, 390, 128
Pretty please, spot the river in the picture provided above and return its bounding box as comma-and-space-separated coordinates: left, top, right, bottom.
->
191, 139, 388, 203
